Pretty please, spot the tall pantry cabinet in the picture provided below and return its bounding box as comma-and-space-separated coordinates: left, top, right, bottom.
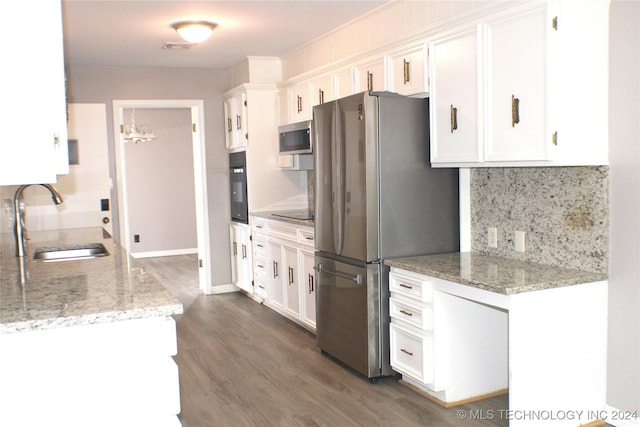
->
0, 0, 69, 185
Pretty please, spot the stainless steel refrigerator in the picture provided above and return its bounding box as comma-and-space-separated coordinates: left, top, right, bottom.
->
313, 91, 459, 379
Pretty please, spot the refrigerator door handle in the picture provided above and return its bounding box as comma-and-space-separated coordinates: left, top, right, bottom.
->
315, 263, 363, 285
331, 109, 345, 254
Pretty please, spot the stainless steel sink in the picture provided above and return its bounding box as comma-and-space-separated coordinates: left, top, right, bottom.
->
32, 243, 110, 262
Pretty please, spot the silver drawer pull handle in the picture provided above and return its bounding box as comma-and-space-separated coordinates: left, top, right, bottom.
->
399, 283, 413, 289
399, 309, 413, 317
314, 263, 362, 285
401, 348, 414, 356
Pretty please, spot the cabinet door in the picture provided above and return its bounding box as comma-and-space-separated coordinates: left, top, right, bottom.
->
300, 249, 316, 329
224, 93, 248, 150
355, 57, 387, 92
229, 224, 239, 286
0, 0, 68, 185
334, 67, 355, 99
230, 224, 252, 293
282, 245, 300, 318
429, 28, 482, 164
309, 74, 334, 108
485, 7, 548, 162
389, 44, 428, 96
288, 81, 312, 122
267, 240, 284, 310
223, 99, 234, 149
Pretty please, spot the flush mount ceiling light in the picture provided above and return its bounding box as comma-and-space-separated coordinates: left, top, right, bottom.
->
172, 21, 218, 44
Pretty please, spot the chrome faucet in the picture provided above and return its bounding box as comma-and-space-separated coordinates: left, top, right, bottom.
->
13, 184, 64, 257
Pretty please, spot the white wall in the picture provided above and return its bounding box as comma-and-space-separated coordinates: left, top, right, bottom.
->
123, 108, 197, 256
66, 65, 232, 287
608, 0, 640, 413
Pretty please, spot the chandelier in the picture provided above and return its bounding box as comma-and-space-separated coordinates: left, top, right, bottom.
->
122, 109, 156, 143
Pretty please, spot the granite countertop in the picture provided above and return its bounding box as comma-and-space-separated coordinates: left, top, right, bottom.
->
0, 227, 183, 334
251, 210, 315, 228
385, 252, 608, 295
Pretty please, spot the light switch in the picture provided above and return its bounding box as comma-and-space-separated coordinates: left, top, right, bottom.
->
488, 227, 498, 248
515, 231, 526, 252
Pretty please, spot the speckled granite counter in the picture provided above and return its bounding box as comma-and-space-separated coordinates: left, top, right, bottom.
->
0, 227, 183, 334
385, 252, 607, 295
251, 210, 314, 227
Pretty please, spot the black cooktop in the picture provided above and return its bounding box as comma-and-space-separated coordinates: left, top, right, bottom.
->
272, 211, 314, 221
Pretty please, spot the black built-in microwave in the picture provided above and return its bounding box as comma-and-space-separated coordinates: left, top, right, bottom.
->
278, 120, 313, 154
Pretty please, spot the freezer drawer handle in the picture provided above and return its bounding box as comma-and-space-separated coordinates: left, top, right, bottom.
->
314, 263, 363, 285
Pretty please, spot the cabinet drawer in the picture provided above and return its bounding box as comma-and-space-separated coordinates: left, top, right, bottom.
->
253, 234, 267, 255
389, 271, 432, 303
253, 255, 268, 275
252, 217, 267, 233
254, 274, 267, 298
298, 229, 315, 247
390, 322, 433, 384
390, 297, 432, 330
269, 223, 297, 242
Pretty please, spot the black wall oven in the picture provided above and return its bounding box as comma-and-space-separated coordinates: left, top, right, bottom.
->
229, 151, 249, 224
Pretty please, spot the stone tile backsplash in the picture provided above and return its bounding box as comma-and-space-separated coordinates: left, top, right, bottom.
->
470, 167, 609, 274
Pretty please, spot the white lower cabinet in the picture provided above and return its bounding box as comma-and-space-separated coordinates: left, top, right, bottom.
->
251, 216, 316, 332
299, 248, 316, 329
229, 222, 253, 294
389, 268, 508, 404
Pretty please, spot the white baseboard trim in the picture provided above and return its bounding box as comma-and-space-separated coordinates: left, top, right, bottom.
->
131, 248, 198, 259
604, 405, 640, 427
209, 284, 239, 295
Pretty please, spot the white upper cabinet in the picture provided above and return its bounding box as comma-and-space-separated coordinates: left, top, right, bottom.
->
430, 0, 609, 167
334, 67, 356, 99
0, 0, 69, 185
484, 5, 549, 163
429, 27, 483, 164
288, 81, 312, 122
355, 56, 387, 92
309, 74, 335, 108
223, 91, 247, 151
388, 43, 429, 97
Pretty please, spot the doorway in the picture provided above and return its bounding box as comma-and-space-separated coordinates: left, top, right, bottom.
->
113, 99, 212, 294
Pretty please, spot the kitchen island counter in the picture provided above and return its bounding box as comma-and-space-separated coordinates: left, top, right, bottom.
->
385, 251, 606, 295
0, 227, 183, 426
0, 227, 183, 334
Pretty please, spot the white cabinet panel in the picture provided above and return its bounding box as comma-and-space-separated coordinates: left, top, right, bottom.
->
288, 81, 312, 122
485, 6, 549, 162
0, 0, 68, 185
309, 74, 335, 108
388, 43, 429, 96
283, 245, 300, 318
230, 223, 253, 294
355, 57, 387, 92
224, 92, 247, 151
300, 249, 316, 329
429, 27, 482, 164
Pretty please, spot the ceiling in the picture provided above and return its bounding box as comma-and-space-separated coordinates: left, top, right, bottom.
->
61, 0, 388, 69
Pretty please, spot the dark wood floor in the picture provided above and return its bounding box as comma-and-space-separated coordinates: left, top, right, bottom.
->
139, 255, 508, 427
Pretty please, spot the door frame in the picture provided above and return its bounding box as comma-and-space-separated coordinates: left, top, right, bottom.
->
112, 99, 212, 294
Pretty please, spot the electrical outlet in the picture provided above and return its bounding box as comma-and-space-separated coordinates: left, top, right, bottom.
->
515, 231, 526, 252
488, 227, 498, 248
